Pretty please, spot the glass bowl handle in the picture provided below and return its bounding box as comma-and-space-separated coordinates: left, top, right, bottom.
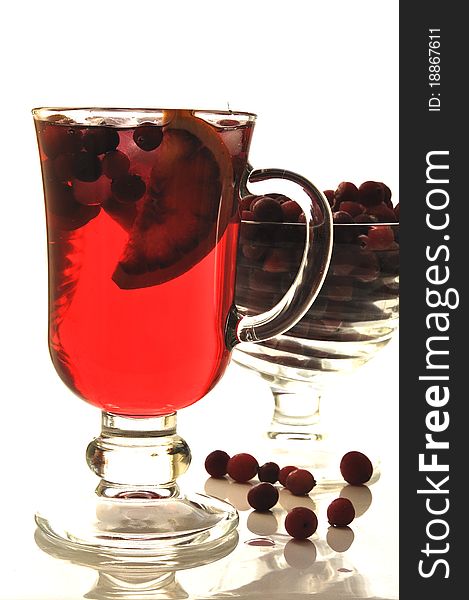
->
229, 168, 333, 346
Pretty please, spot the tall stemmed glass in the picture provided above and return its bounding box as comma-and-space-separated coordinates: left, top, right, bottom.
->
33, 107, 332, 559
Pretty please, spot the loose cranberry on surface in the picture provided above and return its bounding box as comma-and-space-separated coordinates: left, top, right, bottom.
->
204, 450, 230, 478
258, 462, 280, 483
340, 451, 373, 485
327, 497, 355, 526
285, 507, 318, 539
278, 465, 298, 487
285, 469, 316, 496
133, 124, 164, 151
241, 210, 254, 221
252, 197, 283, 222
394, 203, 400, 221
227, 453, 259, 483
247, 483, 279, 511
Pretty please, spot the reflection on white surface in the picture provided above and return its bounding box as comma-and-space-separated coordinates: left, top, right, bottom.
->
35, 527, 239, 600
327, 526, 355, 553
246, 511, 278, 536
340, 485, 373, 518
278, 487, 317, 512
283, 538, 317, 569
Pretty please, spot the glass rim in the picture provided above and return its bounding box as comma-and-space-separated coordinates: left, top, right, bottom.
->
31, 106, 258, 123
241, 219, 399, 227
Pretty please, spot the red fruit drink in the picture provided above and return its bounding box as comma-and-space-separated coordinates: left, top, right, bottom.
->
35, 109, 254, 416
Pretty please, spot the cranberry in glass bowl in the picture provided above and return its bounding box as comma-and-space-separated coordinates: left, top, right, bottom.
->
233, 182, 399, 484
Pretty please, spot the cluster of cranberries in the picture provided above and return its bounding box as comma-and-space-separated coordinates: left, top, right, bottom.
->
204, 449, 372, 539
240, 180, 399, 228
39, 120, 166, 212
235, 180, 399, 345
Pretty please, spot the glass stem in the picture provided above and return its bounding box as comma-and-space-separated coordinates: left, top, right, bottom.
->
86, 412, 191, 498
267, 387, 324, 441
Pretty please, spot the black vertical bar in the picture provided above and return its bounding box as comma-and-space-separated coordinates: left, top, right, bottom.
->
400, 2, 465, 597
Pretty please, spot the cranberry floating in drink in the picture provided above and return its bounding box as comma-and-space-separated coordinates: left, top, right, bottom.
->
32, 107, 333, 558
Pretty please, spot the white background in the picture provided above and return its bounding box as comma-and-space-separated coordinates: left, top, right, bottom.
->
0, 1, 398, 598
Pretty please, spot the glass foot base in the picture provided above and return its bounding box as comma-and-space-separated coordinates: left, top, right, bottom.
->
267, 422, 324, 442
35, 492, 238, 568
261, 435, 381, 490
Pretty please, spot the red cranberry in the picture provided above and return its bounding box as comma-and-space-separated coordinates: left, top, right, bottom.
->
338, 201, 365, 218
133, 124, 164, 151
227, 453, 259, 482
354, 213, 378, 224
102, 150, 130, 179
395, 203, 400, 221
247, 482, 279, 511
361, 226, 395, 250
111, 174, 146, 203
335, 182, 359, 205
217, 119, 240, 127
382, 183, 392, 207
242, 243, 265, 261
72, 151, 102, 182
204, 450, 230, 478
258, 462, 280, 483
323, 189, 335, 206
285, 507, 318, 539
83, 127, 119, 155
252, 197, 283, 222
358, 181, 385, 207
46, 182, 79, 217
263, 248, 292, 273
268, 193, 291, 203
327, 497, 355, 526
242, 210, 254, 220
53, 154, 75, 180
365, 202, 397, 222
352, 250, 380, 283
333, 211, 354, 225
239, 194, 257, 212
340, 451, 373, 485
278, 465, 298, 486
42, 125, 83, 158
281, 200, 303, 222
285, 469, 316, 496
